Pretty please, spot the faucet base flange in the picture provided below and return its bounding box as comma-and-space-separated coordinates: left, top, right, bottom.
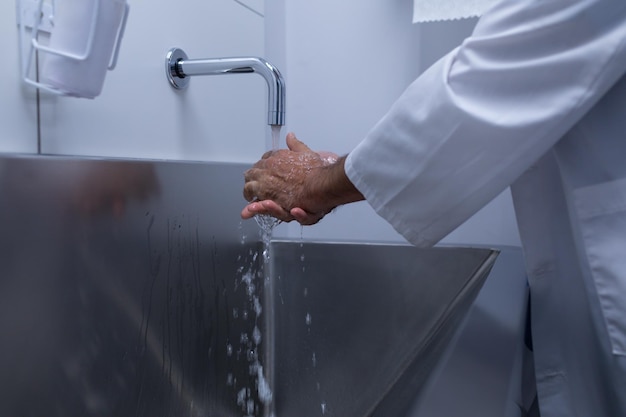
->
165, 47, 190, 90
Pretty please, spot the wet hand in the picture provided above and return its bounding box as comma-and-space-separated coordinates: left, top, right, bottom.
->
240, 200, 327, 225
242, 133, 334, 223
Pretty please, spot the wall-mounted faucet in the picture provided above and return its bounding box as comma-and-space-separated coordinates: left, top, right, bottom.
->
165, 48, 285, 126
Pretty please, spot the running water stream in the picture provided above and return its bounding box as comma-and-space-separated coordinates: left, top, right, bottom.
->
271, 125, 281, 151
233, 125, 282, 417
254, 125, 283, 241
241, 126, 329, 416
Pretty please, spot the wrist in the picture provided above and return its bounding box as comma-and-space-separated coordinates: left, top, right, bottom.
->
304, 155, 364, 213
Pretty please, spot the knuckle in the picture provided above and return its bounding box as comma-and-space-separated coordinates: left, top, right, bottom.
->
243, 183, 256, 202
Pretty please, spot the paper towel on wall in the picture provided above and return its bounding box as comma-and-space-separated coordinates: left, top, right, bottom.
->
40, 0, 126, 98
413, 0, 498, 22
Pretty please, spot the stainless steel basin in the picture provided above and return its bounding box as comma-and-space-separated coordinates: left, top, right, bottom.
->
0, 155, 521, 417
268, 240, 497, 417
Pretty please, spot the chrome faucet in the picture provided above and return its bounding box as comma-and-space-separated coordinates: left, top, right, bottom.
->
165, 48, 285, 126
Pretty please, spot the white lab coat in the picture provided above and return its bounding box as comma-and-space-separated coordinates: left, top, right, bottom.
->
345, 0, 626, 415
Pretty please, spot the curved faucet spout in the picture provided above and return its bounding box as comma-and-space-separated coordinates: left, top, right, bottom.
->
166, 48, 285, 126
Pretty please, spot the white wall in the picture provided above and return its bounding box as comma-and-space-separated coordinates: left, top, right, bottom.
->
268, 0, 522, 247
3, 0, 521, 247
1, 1, 38, 153
5, 0, 267, 162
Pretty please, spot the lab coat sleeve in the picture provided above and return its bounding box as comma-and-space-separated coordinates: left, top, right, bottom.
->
345, 0, 626, 247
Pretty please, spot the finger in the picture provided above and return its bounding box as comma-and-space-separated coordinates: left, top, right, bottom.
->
243, 181, 260, 202
259, 200, 294, 222
244, 167, 263, 182
261, 150, 275, 160
241, 200, 294, 222
286, 132, 312, 153
241, 202, 262, 219
243, 168, 254, 182
290, 207, 324, 226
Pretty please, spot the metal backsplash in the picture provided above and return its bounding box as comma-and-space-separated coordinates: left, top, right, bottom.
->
0, 155, 265, 417
0, 154, 527, 417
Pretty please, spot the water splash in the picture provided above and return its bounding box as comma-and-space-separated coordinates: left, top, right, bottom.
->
232, 125, 282, 417
254, 124, 281, 242
254, 124, 282, 255
232, 239, 273, 417
255, 215, 280, 238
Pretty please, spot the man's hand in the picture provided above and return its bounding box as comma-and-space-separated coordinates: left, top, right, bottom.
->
241, 200, 327, 225
241, 132, 364, 225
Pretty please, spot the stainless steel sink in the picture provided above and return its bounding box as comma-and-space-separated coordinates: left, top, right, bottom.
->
267, 240, 497, 417
0, 155, 525, 417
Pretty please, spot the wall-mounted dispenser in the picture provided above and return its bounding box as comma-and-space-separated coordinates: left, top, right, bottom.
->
16, 0, 129, 98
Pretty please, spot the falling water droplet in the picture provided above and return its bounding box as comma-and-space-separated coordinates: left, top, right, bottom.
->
252, 326, 262, 345
271, 125, 282, 151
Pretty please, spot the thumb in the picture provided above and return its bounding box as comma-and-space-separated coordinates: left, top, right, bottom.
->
286, 132, 312, 152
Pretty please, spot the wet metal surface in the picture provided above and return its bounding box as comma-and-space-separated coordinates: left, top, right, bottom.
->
0, 154, 520, 417
269, 241, 498, 417
0, 155, 264, 417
